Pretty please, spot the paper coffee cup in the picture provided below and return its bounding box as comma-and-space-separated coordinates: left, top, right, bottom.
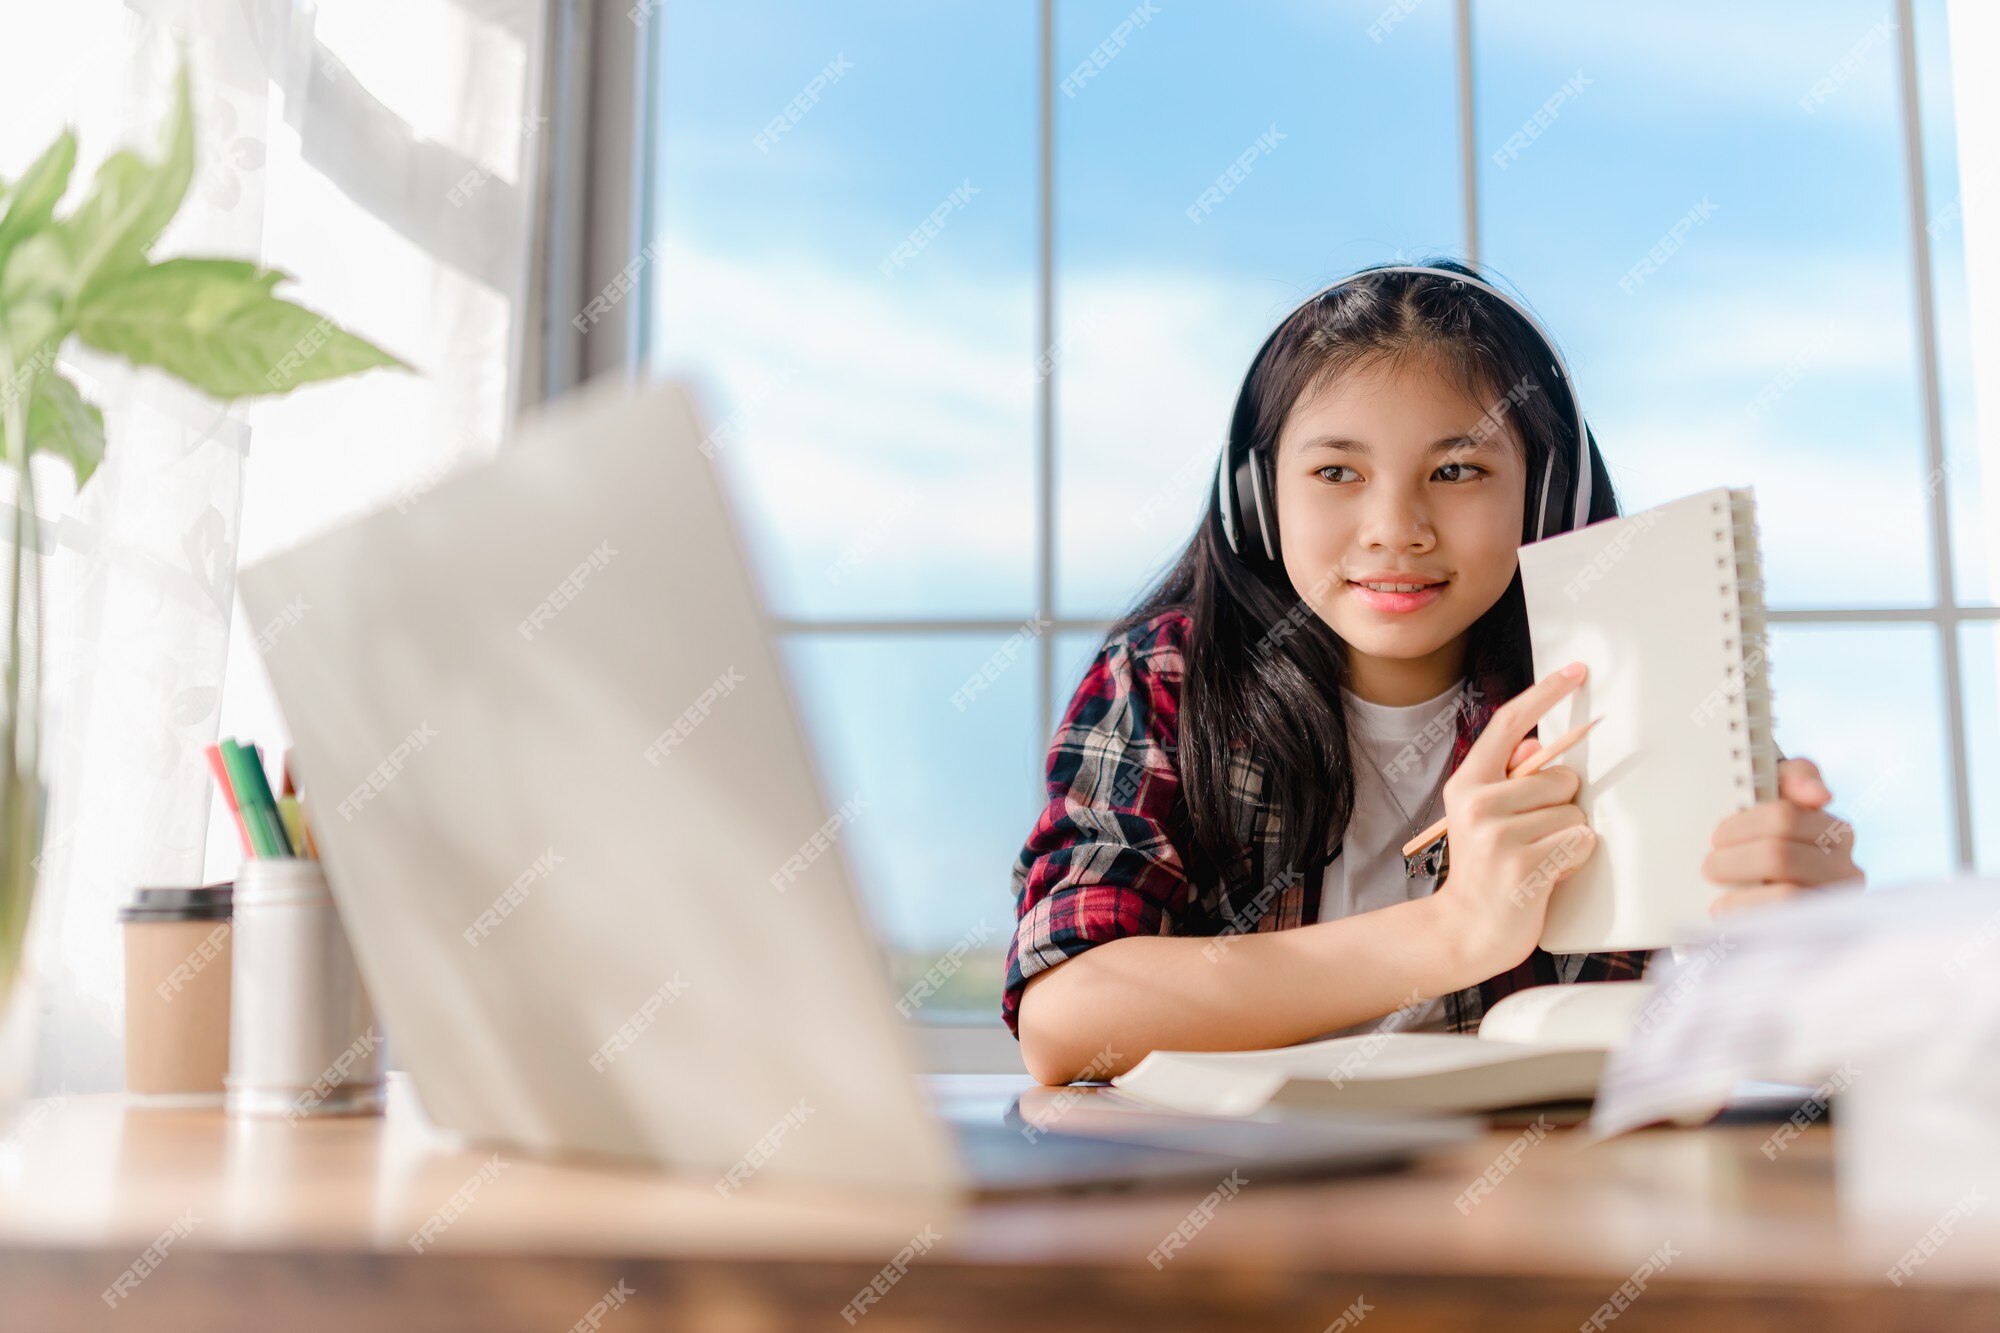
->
120, 884, 234, 1099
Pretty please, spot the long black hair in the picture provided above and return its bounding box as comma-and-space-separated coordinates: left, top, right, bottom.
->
1111, 257, 1622, 883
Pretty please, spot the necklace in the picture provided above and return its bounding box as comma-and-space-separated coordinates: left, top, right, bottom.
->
1360, 683, 1463, 880
1382, 766, 1449, 880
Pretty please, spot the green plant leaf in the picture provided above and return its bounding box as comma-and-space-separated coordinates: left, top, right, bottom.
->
25, 373, 104, 489
76, 257, 408, 399
0, 128, 78, 282
62, 62, 194, 303
85, 256, 289, 310
0, 129, 77, 242
0, 283, 64, 385
1, 230, 75, 310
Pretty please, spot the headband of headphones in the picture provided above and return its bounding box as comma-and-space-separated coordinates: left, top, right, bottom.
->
1213, 264, 1596, 564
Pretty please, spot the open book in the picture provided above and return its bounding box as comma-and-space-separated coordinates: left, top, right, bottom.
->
1110, 982, 1653, 1116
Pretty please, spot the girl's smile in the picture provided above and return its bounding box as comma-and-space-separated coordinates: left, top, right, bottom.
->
1345, 571, 1451, 614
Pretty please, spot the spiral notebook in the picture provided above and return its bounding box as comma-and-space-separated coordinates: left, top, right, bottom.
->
1518, 485, 1781, 953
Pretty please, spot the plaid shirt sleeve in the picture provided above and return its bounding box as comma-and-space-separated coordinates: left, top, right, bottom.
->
1002, 612, 1196, 1037
1570, 949, 1652, 981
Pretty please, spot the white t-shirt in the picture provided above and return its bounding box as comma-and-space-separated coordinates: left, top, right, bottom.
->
1313, 676, 1467, 1036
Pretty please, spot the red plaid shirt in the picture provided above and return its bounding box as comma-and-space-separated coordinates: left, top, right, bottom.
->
1003, 608, 1650, 1038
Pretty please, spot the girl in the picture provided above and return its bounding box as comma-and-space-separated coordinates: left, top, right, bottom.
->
1006, 259, 1865, 1086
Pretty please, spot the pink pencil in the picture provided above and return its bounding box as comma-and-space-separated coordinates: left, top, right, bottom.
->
203, 742, 253, 855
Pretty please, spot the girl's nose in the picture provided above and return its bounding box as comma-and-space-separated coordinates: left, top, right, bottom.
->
1358, 494, 1436, 550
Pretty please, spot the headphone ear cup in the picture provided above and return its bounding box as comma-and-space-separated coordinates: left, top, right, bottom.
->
1243, 449, 1278, 563
1230, 448, 1268, 563
1232, 452, 1259, 558
1215, 445, 1242, 553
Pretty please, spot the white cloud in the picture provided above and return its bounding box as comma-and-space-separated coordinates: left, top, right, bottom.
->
650, 237, 1037, 616
654, 225, 1949, 620
1588, 244, 1917, 387
1053, 273, 1267, 614
651, 235, 1314, 619
1609, 402, 1936, 609
1473, 1, 1904, 128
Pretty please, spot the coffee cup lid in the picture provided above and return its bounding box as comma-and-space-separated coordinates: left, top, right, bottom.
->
118, 883, 234, 923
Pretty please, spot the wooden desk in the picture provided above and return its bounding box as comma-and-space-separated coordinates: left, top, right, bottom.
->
1, 1074, 1995, 1331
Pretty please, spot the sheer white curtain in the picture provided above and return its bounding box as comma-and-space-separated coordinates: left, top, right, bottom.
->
2, 0, 551, 1094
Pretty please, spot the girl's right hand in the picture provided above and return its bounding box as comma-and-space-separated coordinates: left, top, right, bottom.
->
1432, 661, 1598, 975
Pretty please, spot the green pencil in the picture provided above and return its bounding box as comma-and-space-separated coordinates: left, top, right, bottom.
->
243, 741, 296, 857
220, 739, 286, 857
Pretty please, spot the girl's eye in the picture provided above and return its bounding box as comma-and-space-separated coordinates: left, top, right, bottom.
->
1314, 463, 1486, 484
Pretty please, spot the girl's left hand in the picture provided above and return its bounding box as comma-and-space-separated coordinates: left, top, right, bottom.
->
1701, 756, 1866, 916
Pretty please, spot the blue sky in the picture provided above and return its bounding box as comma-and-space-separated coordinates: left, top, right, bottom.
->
646, 0, 1987, 954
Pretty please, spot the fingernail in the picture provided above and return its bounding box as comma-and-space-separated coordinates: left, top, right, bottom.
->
1562, 662, 1586, 680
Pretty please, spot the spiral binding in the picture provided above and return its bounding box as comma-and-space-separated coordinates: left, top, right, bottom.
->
1712, 491, 1779, 810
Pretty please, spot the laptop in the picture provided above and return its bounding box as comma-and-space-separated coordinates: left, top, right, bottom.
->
237, 377, 1476, 1196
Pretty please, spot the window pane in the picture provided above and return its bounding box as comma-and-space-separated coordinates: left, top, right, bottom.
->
1957, 624, 2000, 872
648, 2, 1036, 620
1476, 1, 1930, 610
1770, 623, 1951, 885
780, 633, 1040, 1019
1054, 1, 1464, 620
1915, 0, 1997, 606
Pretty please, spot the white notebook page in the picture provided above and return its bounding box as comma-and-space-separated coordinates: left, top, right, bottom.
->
1518, 486, 1777, 952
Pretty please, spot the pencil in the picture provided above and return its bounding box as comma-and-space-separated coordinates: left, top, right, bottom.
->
219, 740, 281, 857
204, 743, 253, 854
1400, 716, 1604, 859
277, 795, 306, 858
244, 742, 296, 857
223, 739, 296, 858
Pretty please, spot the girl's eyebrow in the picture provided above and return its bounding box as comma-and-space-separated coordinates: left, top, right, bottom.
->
1298, 434, 1503, 457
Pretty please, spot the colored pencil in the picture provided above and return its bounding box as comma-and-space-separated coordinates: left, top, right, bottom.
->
277, 795, 306, 857
204, 742, 254, 854
245, 742, 296, 857
220, 739, 285, 857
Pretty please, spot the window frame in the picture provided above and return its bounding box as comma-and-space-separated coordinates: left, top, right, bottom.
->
553, 0, 1985, 1072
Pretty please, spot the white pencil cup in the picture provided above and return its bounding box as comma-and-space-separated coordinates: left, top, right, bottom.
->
225, 858, 385, 1120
